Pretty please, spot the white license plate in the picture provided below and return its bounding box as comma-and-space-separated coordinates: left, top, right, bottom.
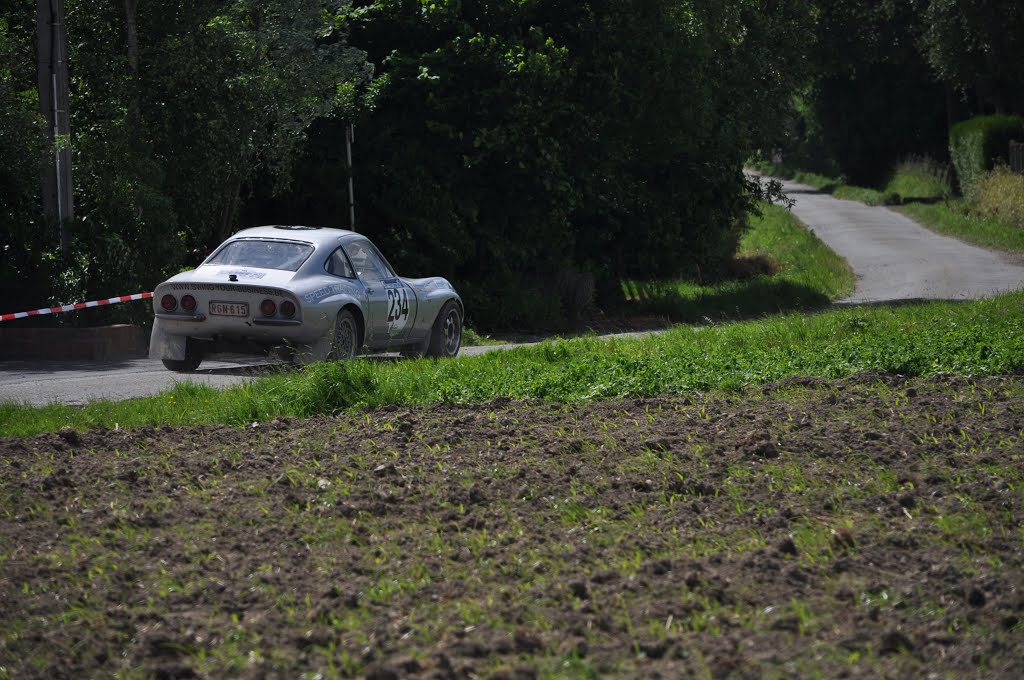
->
210, 301, 248, 317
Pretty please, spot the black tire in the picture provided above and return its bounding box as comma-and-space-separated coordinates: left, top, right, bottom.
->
329, 309, 360, 360
425, 301, 462, 358
161, 340, 203, 372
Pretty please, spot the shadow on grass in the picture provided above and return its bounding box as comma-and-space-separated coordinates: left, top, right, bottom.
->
784, 183, 842, 195
895, 196, 945, 206
614, 278, 832, 324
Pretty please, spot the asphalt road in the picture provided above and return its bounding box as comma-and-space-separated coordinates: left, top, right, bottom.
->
779, 177, 1024, 303
4, 182, 1024, 407
0, 336, 652, 407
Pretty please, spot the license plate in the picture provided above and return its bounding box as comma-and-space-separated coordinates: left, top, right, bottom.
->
210, 301, 248, 317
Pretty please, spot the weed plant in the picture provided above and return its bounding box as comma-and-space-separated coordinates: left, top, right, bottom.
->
884, 156, 952, 202
2, 291, 1022, 436
977, 165, 1024, 230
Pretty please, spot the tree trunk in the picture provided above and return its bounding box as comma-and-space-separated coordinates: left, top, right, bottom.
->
218, 178, 242, 244
124, 0, 139, 76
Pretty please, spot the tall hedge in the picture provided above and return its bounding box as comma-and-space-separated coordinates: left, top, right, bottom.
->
252, 0, 816, 329
950, 115, 1024, 203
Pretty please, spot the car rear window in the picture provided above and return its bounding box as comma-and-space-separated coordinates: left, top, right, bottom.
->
206, 239, 314, 272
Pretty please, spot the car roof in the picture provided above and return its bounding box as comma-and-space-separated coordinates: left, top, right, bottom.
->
229, 225, 362, 248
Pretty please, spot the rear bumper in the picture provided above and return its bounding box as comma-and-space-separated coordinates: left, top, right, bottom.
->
149, 314, 332, 362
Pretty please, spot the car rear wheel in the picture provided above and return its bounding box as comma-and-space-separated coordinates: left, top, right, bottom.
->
330, 309, 360, 360
161, 339, 203, 372
425, 301, 461, 358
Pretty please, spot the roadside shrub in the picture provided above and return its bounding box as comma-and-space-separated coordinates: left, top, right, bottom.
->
950, 115, 1024, 203
978, 166, 1024, 230
885, 155, 952, 202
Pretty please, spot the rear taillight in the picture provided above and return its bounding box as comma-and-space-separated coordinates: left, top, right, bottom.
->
181, 295, 197, 312
161, 294, 177, 312
260, 299, 276, 317
280, 300, 296, 318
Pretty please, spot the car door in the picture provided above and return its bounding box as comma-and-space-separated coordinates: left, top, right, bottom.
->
342, 239, 417, 348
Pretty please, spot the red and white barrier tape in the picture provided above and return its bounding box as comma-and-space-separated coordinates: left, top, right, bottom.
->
0, 292, 153, 322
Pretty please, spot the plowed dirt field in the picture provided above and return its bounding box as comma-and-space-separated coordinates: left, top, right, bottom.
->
2, 373, 1022, 678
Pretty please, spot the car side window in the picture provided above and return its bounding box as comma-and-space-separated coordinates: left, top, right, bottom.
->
325, 247, 355, 278
343, 239, 394, 282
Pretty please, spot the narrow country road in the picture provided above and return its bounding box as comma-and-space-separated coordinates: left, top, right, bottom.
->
778, 177, 1024, 303
4, 182, 1024, 407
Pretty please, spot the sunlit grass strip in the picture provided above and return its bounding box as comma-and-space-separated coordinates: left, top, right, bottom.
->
618, 204, 855, 319
2, 291, 1021, 437
898, 201, 1024, 254
740, 203, 855, 299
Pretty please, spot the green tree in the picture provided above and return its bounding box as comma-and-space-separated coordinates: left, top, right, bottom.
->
774, 0, 949, 185
914, 0, 1024, 114
258, 0, 815, 327
48, 0, 367, 318
0, 12, 49, 311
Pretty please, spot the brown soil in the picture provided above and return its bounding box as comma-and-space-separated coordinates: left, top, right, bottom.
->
1, 373, 1022, 678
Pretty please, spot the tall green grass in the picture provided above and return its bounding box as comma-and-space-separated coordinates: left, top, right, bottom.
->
4, 291, 1021, 437
883, 156, 952, 201
617, 204, 854, 320
898, 201, 1024, 253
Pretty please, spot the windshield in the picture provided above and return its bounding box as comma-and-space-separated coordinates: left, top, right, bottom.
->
205, 239, 314, 272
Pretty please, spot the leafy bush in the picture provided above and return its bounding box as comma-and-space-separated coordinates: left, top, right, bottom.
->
978, 166, 1024, 230
949, 115, 1024, 203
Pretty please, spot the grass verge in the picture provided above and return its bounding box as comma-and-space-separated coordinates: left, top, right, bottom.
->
615, 203, 854, 320
2, 290, 1021, 437
897, 201, 1024, 253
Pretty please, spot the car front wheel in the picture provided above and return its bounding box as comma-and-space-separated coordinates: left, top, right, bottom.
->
425, 301, 461, 358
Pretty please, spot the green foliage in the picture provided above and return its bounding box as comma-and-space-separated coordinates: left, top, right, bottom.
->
764, 2, 949, 187
751, 161, 894, 206
884, 156, 952, 202
0, 1, 368, 323
977, 166, 1024, 230
258, 0, 817, 328
916, 0, 1024, 112
949, 115, 1024, 203
0, 14, 50, 312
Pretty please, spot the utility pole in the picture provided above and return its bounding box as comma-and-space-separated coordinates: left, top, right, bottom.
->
346, 123, 356, 230
36, 0, 74, 253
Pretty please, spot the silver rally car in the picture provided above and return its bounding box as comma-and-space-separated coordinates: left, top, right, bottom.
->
149, 226, 463, 371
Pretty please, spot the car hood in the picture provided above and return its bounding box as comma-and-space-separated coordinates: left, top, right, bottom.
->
166, 265, 298, 287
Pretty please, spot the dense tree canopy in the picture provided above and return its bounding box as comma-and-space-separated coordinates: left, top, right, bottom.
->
251, 0, 815, 325
914, 0, 1024, 113
774, 0, 1024, 186
2, 0, 366, 317
2, 0, 1019, 328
